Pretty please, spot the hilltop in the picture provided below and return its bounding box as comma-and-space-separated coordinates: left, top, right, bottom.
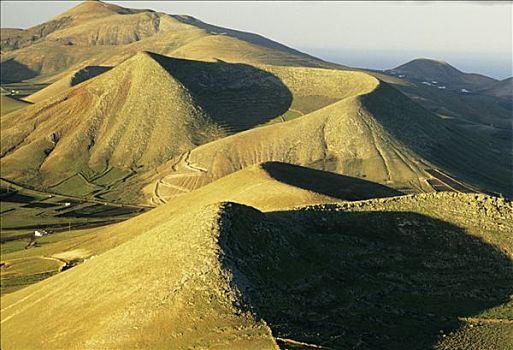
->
479, 77, 513, 99
0, 0, 333, 83
0, 52, 301, 194
388, 58, 496, 91
135, 69, 511, 204
149, 161, 401, 207
2, 52, 510, 203
2, 190, 511, 349
383, 59, 512, 132
2, 162, 393, 295
0, 52, 227, 190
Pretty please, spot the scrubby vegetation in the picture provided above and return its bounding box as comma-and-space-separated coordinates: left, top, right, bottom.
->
1, 2, 511, 349
1, 192, 511, 349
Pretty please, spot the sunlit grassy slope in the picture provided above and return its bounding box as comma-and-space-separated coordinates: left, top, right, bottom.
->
24, 65, 111, 103
1, 52, 230, 189
1, 161, 399, 258
3, 51, 509, 203
0, 162, 399, 296
2, 185, 511, 349
137, 69, 510, 204
0, 0, 334, 84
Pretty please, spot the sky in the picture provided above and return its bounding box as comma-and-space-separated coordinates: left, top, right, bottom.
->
1, 1, 512, 79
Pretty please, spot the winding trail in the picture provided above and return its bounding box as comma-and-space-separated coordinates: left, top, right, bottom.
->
152, 151, 209, 203
358, 109, 392, 182
183, 151, 208, 173
275, 337, 331, 349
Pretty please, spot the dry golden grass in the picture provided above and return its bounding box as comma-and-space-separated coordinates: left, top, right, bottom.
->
1, 0, 329, 84
1, 181, 511, 349
3, 51, 509, 204
0, 95, 30, 116
1, 3, 511, 349
135, 65, 510, 204
1, 52, 224, 189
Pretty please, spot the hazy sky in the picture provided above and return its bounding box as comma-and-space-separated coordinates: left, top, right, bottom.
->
1, 1, 512, 79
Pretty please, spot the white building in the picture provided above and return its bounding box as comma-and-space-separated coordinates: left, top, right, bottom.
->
34, 230, 48, 237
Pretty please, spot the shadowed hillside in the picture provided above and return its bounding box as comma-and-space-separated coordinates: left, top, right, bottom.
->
25, 65, 112, 103
0, 53, 295, 194
362, 83, 512, 195
140, 74, 511, 205
149, 53, 293, 132
1, 193, 511, 349
260, 162, 400, 201
0, 164, 400, 296
0, 59, 38, 83
385, 76, 513, 130
148, 162, 401, 208
480, 77, 513, 99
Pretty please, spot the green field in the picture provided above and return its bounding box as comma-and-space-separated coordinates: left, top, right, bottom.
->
0, 178, 150, 294
0, 82, 48, 98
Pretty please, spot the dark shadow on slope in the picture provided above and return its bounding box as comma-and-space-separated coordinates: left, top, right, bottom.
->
393, 82, 512, 129
71, 66, 112, 86
148, 52, 293, 133
219, 203, 513, 350
0, 59, 38, 83
260, 161, 401, 200
362, 82, 513, 197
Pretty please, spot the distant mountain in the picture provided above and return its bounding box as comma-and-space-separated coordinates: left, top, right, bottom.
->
479, 77, 513, 99
381, 59, 512, 132
0, 0, 334, 83
387, 58, 497, 91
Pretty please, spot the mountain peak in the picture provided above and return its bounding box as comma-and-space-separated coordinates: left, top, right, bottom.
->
395, 58, 455, 71
56, 0, 136, 19
390, 57, 497, 90
414, 58, 449, 65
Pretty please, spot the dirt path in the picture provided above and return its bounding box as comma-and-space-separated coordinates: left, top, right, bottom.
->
159, 179, 191, 193
152, 151, 209, 204
183, 151, 208, 173
275, 337, 331, 349
358, 109, 392, 182
153, 179, 168, 204
425, 169, 476, 193
460, 317, 513, 325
